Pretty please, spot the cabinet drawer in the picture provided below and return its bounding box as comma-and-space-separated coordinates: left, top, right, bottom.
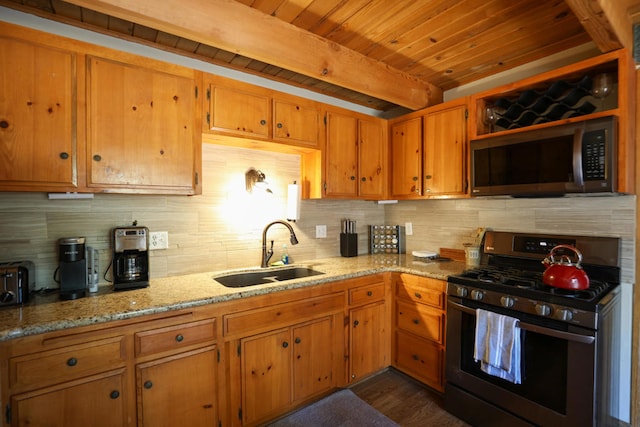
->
395, 275, 445, 309
9, 336, 125, 389
395, 300, 444, 344
135, 318, 216, 357
224, 293, 343, 337
349, 282, 385, 306
394, 331, 443, 391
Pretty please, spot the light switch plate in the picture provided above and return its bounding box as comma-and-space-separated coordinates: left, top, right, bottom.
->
405, 222, 413, 236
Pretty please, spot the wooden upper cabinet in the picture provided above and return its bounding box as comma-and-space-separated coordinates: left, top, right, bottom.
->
390, 116, 422, 198
358, 118, 386, 199
86, 56, 201, 194
324, 110, 386, 199
325, 111, 358, 197
423, 101, 467, 196
208, 83, 270, 138
273, 97, 319, 147
0, 35, 80, 191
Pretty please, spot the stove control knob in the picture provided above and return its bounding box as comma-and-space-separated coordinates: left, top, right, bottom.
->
535, 304, 552, 316
455, 287, 468, 298
471, 290, 484, 301
500, 296, 515, 308
557, 309, 573, 322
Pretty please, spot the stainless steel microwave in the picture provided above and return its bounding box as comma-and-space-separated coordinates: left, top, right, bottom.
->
470, 116, 617, 197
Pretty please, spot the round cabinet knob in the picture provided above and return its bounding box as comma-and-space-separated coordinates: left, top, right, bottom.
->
0, 120, 9, 129
277, 123, 283, 128
412, 354, 419, 361
294, 337, 301, 344
412, 176, 418, 181
175, 334, 184, 342
260, 119, 266, 125
500, 296, 515, 308
367, 291, 373, 297
535, 304, 552, 317
67, 357, 78, 367
282, 341, 289, 348
110, 390, 120, 399
412, 319, 420, 325
353, 320, 360, 327
455, 287, 468, 298
144, 381, 153, 389
350, 176, 356, 180
414, 292, 422, 299
557, 309, 573, 322
470, 290, 484, 301
425, 175, 432, 180
93, 154, 102, 162
59, 152, 69, 160
361, 177, 367, 182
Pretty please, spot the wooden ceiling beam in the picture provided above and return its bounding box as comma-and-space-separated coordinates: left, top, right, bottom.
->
563, 0, 633, 52
63, 0, 442, 110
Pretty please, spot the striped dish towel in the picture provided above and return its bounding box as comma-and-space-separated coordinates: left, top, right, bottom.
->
474, 308, 522, 384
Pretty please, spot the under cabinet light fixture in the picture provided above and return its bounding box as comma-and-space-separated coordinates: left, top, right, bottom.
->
245, 168, 272, 194
48, 193, 94, 200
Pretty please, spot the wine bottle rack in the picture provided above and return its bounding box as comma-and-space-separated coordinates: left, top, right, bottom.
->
490, 75, 601, 130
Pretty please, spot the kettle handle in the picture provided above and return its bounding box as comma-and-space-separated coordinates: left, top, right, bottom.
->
546, 244, 583, 267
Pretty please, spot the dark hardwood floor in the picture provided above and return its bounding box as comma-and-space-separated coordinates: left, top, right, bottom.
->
350, 369, 470, 427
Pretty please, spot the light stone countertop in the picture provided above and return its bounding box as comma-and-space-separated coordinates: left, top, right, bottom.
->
0, 255, 467, 342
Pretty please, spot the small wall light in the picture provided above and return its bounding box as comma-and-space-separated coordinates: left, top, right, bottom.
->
245, 168, 273, 193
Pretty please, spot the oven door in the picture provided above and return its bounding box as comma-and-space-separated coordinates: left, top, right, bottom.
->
445, 297, 597, 427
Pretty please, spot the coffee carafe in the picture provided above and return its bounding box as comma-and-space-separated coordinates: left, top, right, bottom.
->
112, 227, 149, 290
58, 237, 87, 300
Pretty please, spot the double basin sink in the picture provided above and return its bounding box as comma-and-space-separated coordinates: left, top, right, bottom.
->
213, 267, 324, 288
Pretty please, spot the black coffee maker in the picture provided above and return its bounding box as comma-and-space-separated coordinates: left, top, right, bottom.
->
58, 237, 87, 300
112, 227, 149, 290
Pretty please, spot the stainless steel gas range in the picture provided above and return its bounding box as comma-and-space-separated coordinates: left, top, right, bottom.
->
445, 230, 622, 427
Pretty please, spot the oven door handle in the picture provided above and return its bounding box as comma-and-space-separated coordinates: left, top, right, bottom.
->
448, 301, 595, 344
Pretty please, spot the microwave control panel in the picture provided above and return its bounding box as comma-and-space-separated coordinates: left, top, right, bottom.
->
582, 129, 606, 180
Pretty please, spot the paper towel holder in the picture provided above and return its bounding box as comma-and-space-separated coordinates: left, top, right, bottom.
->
286, 180, 301, 222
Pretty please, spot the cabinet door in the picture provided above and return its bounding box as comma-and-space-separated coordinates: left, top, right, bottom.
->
358, 118, 386, 199
242, 329, 291, 424
137, 346, 217, 427
350, 302, 387, 382
390, 117, 422, 198
292, 317, 334, 401
395, 331, 443, 391
12, 371, 126, 427
87, 56, 198, 194
209, 85, 270, 138
423, 104, 467, 195
0, 37, 77, 190
325, 111, 358, 197
273, 98, 319, 147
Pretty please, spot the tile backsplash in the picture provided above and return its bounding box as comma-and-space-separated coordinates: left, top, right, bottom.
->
0, 144, 635, 288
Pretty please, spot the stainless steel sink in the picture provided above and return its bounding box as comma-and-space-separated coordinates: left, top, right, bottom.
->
213, 267, 324, 288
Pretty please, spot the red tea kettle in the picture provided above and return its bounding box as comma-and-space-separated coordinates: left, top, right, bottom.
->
542, 244, 590, 290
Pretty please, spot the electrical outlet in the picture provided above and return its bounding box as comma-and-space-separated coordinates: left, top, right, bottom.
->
315, 225, 327, 238
405, 222, 413, 236
149, 231, 169, 250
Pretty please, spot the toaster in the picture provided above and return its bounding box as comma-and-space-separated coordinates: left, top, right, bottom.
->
0, 261, 35, 306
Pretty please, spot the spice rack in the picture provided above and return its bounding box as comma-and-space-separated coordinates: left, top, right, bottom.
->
369, 225, 406, 254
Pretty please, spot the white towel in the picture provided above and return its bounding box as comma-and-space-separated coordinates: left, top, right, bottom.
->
474, 308, 522, 384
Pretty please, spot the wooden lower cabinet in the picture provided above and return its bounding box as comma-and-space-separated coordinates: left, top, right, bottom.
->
347, 274, 390, 383
392, 273, 447, 392
240, 316, 336, 425
11, 370, 127, 427
137, 345, 217, 427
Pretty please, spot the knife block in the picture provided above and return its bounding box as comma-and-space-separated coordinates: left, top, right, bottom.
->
340, 233, 358, 257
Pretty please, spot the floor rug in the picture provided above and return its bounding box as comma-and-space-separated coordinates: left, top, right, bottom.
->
267, 388, 400, 427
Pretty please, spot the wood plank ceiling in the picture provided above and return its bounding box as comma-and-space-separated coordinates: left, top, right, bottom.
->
0, 0, 633, 113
